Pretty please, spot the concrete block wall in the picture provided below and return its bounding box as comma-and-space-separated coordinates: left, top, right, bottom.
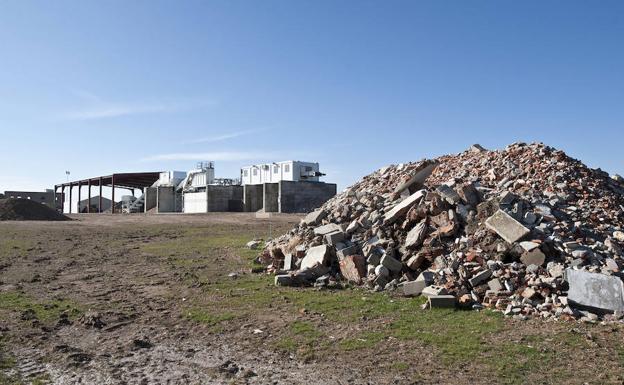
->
156, 186, 179, 212
144, 187, 157, 212
278, 181, 337, 213
263, 183, 279, 212
207, 185, 244, 212
243, 185, 263, 212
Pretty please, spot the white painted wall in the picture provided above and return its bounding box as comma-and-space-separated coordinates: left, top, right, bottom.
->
183, 192, 208, 213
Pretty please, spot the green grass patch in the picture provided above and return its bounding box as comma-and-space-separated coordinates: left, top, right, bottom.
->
390, 361, 409, 372
274, 320, 324, 361
389, 307, 503, 361
0, 291, 81, 324
339, 331, 386, 351
183, 307, 236, 330
0, 237, 32, 259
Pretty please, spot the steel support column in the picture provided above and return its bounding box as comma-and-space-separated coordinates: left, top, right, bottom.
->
87, 180, 92, 213
77, 182, 81, 214
68, 184, 73, 214
111, 175, 115, 214
99, 178, 103, 213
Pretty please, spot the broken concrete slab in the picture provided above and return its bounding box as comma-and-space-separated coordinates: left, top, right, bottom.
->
324, 230, 345, 246
488, 278, 503, 292
303, 209, 327, 226
402, 279, 426, 296
313, 223, 343, 236
437, 184, 462, 205
339, 255, 366, 284
336, 244, 359, 260
380, 254, 403, 273
428, 295, 456, 308
300, 245, 331, 271
404, 221, 427, 249
383, 189, 426, 225
393, 162, 438, 196
421, 285, 448, 297
499, 191, 517, 206
345, 219, 359, 234
458, 183, 480, 207
416, 271, 435, 286
469, 144, 487, 153
566, 268, 624, 314
519, 241, 540, 252
406, 254, 426, 270
520, 248, 546, 267
485, 209, 530, 244
468, 269, 492, 287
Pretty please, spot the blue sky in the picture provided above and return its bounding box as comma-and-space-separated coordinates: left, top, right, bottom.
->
1, 0, 623, 196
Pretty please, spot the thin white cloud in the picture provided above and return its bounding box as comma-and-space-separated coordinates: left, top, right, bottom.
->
60, 96, 215, 121
68, 88, 101, 102
184, 129, 264, 144
141, 151, 280, 162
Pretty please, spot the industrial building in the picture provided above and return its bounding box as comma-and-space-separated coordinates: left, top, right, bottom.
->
3, 189, 63, 211
54, 160, 336, 215
241, 161, 336, 213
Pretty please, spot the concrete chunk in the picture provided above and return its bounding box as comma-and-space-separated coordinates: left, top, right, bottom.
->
380, 254, 403, 273
406, 254, 426, 270
485, 209, 530, 244
421, 285, 448, 297
339, 255, 366, 284
566, 269, 624, 314
383, 189, 426, 225
303, 209, 327, 226
416, 271, 435, 286
324, 230, 345, 246
337, 244, 359, 260
468, 269, 492, 287
428, 295, 456, 308
437, 184, 461, 205
300, 245, 331, 271
488, 278, 503, 292
405, 221, 427, 249
313, 223, 343, 236
520, 249, 546, 267
402, 279, 426, 296
459, 183, 480, 207
393, 162, 438, 196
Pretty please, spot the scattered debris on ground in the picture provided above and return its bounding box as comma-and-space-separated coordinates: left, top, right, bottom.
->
0, 198, 69, 221
262, 142, 624, 321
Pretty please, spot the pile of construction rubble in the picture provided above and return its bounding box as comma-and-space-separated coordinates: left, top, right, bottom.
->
260, 142, 624, 321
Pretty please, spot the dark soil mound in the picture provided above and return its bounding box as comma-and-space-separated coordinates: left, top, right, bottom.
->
0, 198, 70, 221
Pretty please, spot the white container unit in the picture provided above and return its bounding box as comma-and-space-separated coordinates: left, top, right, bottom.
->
240, 161, 321, 185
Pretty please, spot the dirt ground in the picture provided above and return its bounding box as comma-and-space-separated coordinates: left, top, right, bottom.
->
1, 214, 624, 385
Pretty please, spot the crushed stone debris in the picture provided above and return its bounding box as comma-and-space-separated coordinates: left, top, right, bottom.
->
259, 142, 624, 322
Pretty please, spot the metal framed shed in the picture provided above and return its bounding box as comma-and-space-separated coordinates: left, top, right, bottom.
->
54, 172, 161, 213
